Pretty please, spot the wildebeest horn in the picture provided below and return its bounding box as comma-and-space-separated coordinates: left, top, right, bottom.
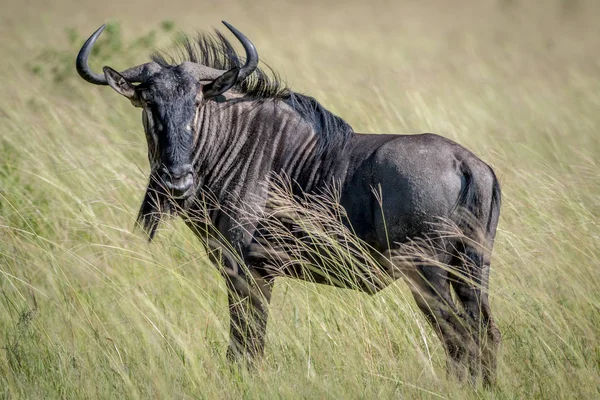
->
76, 24, 160, 85
221, 21, 259, 81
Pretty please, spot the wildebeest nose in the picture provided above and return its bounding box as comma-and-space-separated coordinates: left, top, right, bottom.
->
168, 164, 193, 180
161, 164, 193, 198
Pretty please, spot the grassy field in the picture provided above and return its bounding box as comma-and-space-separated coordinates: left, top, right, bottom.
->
1, 0, 599, 398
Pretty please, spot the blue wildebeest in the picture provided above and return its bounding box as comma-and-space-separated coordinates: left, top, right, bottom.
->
76, 22, 502, 385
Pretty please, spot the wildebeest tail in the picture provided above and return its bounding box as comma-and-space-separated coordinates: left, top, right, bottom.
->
451, 161, 501, 288
486, 166, 501, 243
454, 162, 501, 245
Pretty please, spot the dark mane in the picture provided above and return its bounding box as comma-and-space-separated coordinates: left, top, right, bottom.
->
151, 29, 354, 151
284, 92, 353, 152
151, 30, 289, 99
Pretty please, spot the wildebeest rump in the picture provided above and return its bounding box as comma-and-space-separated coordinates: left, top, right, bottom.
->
76, 22, 502, 385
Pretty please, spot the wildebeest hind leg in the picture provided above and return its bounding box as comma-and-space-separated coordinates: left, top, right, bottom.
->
406, 265, 477, 382
451, 245, 500, 387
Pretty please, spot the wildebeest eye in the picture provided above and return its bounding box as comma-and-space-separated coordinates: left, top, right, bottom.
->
140, 90, 154, 104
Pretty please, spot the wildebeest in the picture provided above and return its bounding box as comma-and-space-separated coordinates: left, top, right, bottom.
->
76, 21, 502, 385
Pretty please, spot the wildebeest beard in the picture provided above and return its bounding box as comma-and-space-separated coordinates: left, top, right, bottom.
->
136, 171, 195, 241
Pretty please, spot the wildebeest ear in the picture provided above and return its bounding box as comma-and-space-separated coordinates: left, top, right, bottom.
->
103, 66, 136, 99
202, 67, 240, 99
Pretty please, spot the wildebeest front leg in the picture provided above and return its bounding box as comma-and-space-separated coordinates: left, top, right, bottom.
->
225, 271, 273, 362
205, 238, 273, 363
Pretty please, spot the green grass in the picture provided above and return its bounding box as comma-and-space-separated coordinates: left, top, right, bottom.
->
1, 0, 599, 398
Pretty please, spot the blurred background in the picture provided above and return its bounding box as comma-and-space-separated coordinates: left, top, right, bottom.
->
1, 0, 599, 398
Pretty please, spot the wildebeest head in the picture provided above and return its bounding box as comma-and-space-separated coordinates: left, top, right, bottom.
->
76, 21, 257, 200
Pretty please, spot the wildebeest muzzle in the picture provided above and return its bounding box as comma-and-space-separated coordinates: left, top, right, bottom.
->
160, 164, 194, 199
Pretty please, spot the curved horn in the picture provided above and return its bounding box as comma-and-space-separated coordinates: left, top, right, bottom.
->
76, 24, 160, 85
76, 25, 109, 85
222, 21, 259, 81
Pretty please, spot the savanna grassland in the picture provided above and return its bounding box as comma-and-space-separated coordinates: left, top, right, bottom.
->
1, 0, 599, 398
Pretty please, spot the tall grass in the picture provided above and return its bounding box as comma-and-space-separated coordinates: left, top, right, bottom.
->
1, 0, 599, 398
